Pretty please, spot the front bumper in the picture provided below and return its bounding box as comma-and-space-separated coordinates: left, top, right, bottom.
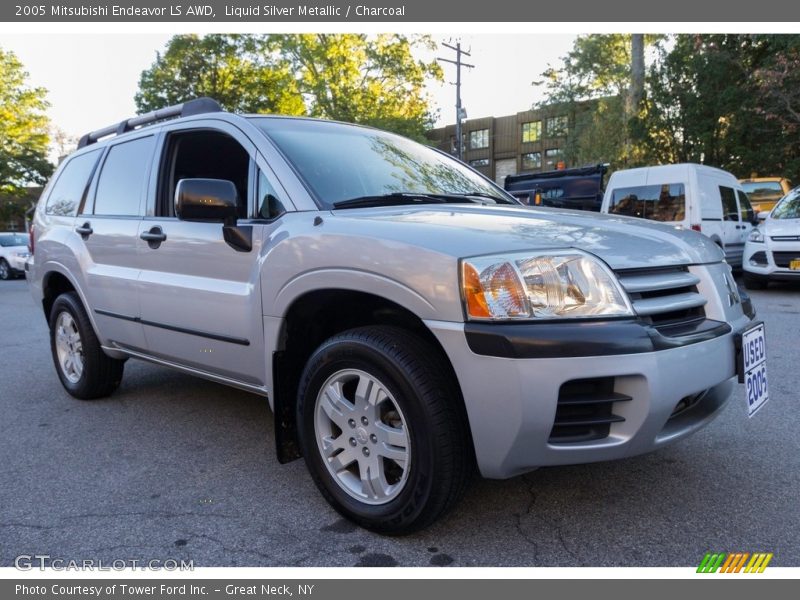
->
6, 254, 28, 273
743, 240, 800, 280
425, 312, 752, 479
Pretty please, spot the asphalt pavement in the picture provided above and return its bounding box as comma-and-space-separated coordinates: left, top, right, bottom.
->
1, 277, 798, 567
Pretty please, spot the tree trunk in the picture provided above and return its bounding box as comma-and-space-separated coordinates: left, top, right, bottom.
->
623, 34, 646, 165
628, 34, 645, 119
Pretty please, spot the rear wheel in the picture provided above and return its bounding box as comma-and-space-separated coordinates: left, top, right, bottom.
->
743, 272, 768, 290
297, 326, 472, 534
49, 292, 125, 399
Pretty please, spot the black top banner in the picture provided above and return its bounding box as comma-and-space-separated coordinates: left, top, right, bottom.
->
3, 0, 799, 22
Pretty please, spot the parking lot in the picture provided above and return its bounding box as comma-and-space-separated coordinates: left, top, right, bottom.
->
0, 277, 798, 567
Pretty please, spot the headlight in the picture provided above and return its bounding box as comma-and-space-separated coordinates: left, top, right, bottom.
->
748, 229, 765, 243
12, 251, 30, 258
461, 250, 633, 320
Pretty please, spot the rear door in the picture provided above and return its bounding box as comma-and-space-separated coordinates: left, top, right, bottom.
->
135, 120, 282, 386
76, 134, 155, 350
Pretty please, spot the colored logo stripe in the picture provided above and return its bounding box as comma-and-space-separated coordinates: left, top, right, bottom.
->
697, 552, 772, 573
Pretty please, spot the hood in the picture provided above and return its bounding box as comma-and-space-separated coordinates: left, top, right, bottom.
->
764, 218, 800, 237
332, 204, 724, 270
2, 244, 29, 253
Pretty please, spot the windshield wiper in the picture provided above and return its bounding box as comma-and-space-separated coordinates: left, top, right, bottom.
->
332, 191, 516, 209
439, 192, 517, 205
332, 193, 464, 209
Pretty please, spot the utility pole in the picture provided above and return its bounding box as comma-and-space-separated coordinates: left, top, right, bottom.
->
438, 41, 474, 161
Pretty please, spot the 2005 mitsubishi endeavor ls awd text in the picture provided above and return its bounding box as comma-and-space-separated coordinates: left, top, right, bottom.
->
27, 98, 762, 534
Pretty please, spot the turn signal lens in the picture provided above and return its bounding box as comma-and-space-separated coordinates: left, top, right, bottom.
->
462, 260, 530, 319
480, 262, 530, 318
462, 262, 491, 318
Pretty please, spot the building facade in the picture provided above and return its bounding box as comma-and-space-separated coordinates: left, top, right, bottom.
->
427, 105, 584, 185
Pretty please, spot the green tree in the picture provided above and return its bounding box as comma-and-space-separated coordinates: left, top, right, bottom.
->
537, 34, 659, 169
0, 47, 52, 196
268, 34, 442, 140
135, 34, 442, 140
644, 35, 800, 182
135, 34, 305, 115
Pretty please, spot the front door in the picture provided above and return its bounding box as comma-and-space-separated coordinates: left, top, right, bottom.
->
719, 185, 747, 267
136, 122, 270, 386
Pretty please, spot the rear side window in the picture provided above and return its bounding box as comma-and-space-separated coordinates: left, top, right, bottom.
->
44, 150, 101, 216
719, 186, 739, 221
93, 136, 155, 216
609, 183, 686, 222
541, 187, 565, 200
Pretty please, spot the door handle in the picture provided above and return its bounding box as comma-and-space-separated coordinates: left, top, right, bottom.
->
140, 226, 167, 248
75, 222, 93, 238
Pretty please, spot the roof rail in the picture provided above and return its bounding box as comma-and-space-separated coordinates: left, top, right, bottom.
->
77, 97, 223, 149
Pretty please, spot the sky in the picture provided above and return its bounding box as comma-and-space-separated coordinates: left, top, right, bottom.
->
1, 33, 577, 146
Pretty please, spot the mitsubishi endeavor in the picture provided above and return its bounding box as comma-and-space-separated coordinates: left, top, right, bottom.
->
27, 98, 763, 534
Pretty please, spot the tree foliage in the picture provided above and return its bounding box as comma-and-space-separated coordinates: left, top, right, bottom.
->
540, 34, 800, 182
0, 46, 52, 196
536, 34, 660, 169
136, 34, 442, 140
135, 34, 304, 115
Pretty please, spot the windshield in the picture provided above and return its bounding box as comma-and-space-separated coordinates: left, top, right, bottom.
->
771, 189, 800, 220
0, 234, 29, 248
253, 118, 514, 209
608, 183, 686, 222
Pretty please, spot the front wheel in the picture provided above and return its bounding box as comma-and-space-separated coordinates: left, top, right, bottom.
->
49, 292, 125, 399
0, 259, 10, 280
297, 326, 472, 534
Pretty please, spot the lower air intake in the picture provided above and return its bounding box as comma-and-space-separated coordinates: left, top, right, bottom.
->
549, 377, 632, 444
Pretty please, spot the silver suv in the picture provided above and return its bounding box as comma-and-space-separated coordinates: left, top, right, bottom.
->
28, 98, 757, 533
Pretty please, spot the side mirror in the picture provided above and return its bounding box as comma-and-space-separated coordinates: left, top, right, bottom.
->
757, 210, 770, 222
175, 178, 239, 225
174, 178, 252, 252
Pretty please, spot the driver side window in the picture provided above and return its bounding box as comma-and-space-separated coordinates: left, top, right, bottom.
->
160, 130, 251, 218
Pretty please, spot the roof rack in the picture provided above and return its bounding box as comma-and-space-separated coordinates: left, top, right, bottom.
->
77, 97, 223, 149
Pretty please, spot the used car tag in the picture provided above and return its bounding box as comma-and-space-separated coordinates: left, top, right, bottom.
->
737, 323, 768, 417
790, 259, 800, 271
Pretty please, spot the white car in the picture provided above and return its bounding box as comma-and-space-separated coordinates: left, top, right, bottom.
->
743, 187, 800, 289
0, 232, 31, 280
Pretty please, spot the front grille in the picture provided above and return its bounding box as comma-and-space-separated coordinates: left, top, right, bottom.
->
772, 251, 800, 268
549, 378, 631, 444
771, 236, 800, 242
615, 266, 706, 328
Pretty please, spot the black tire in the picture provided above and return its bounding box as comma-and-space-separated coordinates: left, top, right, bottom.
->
743, 272, 768, 290
0, 259, 10, 281
297, 325, 473, 535
49, 292, 124, 399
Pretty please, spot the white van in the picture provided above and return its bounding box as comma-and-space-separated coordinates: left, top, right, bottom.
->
601, 164, 756, 268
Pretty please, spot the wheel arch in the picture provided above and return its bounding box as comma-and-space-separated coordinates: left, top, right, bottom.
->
270, 288, 473, 465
